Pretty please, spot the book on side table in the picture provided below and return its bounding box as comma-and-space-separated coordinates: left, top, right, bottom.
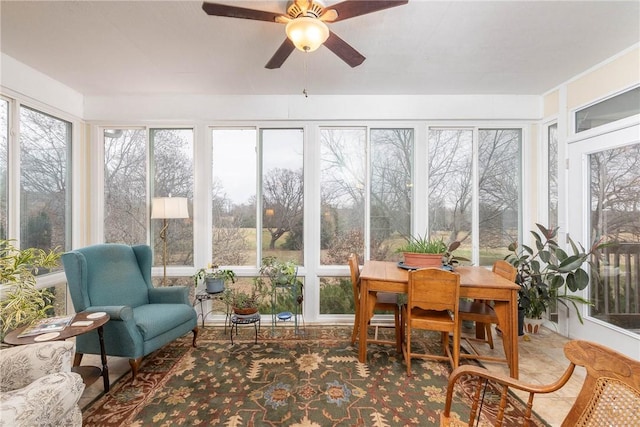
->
17, 315, 74, 338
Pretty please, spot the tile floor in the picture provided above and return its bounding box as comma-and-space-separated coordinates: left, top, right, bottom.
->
77, 324, 583, 426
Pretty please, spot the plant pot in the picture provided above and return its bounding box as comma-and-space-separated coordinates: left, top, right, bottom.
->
524, 317, 544, 334
402, 252, 443, 268
233, 306, 258, 316
518, 306, 526, 336
205, 278, 225, 294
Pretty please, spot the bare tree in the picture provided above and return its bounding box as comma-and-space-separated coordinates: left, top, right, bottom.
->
478, 129, 521, 246
104, 130, 147, 244
263, 168, 303, 249
428, 130, 473, 244
19, 107, 69, 251
319, 129, 365, 259
590, 144, 640, 240
370, 129, 413, 250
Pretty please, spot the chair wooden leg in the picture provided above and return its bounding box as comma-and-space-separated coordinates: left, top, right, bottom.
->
129, 357, 142, 381
405, 336, 411, 376
394, 306, 401, 353
485, 323, 494, 349
73, 352, 83, 367
192, 327, 199, 347
452, 330, 460, 369
350, 302, 360, 345
404, 311, 412, 377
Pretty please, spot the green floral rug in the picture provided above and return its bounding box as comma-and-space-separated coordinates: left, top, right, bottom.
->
83, 326, 547, 426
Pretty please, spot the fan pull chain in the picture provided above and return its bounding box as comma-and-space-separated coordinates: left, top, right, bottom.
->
303, 53, 309, 98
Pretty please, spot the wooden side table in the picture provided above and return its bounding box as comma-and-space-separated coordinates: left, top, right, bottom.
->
4, 312, 111, 392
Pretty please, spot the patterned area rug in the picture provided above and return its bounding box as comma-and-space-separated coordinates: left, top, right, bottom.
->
83, 326, 548, 426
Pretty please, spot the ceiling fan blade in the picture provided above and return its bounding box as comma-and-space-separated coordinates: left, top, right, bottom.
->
319, 9, 338, 22
324, 31, 365, 68
265, 38, 296, 69
202, 2, 282, 23
328, 0, 408, 22
294, 0, 312, 15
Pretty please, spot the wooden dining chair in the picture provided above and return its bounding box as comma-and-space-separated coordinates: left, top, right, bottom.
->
458, 260, 516, 366
401, 268, 461, 376
440, 339, 640, 427
348, 254, 401, 352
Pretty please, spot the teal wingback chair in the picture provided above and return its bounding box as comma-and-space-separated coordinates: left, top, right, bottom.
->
62, 244, 198, 380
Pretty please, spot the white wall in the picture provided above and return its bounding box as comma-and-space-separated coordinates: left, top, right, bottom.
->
82, 93, 541, 122
0, 53, 83, 118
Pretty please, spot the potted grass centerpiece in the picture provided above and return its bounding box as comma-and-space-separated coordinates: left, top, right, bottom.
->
397, 234, 448, 268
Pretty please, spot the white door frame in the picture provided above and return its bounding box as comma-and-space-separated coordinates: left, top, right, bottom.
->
565, 119, 640, 359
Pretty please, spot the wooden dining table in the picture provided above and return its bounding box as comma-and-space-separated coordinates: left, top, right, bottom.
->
358, 261, 521, 378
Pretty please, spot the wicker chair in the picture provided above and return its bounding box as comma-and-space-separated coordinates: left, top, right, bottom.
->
440, 339, 640, 426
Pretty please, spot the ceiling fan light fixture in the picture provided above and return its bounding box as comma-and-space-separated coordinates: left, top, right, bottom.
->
285, 17, 329, 52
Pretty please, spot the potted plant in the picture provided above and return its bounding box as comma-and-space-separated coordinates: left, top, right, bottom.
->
0, 239, 61, 337
221, 274, 273, 315
397, 234, 466, 268
505, 223, 607, 333
192, 264, 236, 294
255, 257, 303, 322
222, 287, 260, 315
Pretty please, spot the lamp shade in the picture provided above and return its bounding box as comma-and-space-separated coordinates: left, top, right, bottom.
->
285, 17, 329, 52
151, 197, 189, 219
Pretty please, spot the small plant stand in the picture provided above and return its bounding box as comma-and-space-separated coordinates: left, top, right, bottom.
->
271, 280, 304, 337
229, 312, 261, 344
193, 290, 230, 330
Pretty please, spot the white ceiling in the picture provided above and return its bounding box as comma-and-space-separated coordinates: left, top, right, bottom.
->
1, 1, 639, 97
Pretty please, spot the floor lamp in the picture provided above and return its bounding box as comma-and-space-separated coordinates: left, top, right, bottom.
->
151, 196, 189, 285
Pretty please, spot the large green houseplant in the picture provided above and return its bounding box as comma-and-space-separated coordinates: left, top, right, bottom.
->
0, 239, 61, 335
505, 224, 607, 325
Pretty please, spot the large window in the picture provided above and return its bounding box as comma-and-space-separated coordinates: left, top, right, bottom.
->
211, 128, 256, 266
104, 128, 194, 271
547, 123, 558, 228
428, 129, 473, 259
261, 129, 304, 264
151, 129, 194, 267
370, 128, 413, 260
478, 129, 521, 265
104, 129, 147, 244
20, 106, 71, 265
319, 128, 366, 265
318, 128, 366, 315
0, 99, 7, 239
428, 128, 522, 266
210, 128, 304, 267
590, 142, 640, 332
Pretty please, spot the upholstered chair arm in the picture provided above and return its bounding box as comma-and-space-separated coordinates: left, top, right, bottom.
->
0, 371, 84, 427
148, 286, 191, 305
83, 305, 134, 321
0, 341, 75, 392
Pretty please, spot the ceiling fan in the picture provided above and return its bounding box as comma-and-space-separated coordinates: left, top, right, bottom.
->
202, 0, 408, 69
